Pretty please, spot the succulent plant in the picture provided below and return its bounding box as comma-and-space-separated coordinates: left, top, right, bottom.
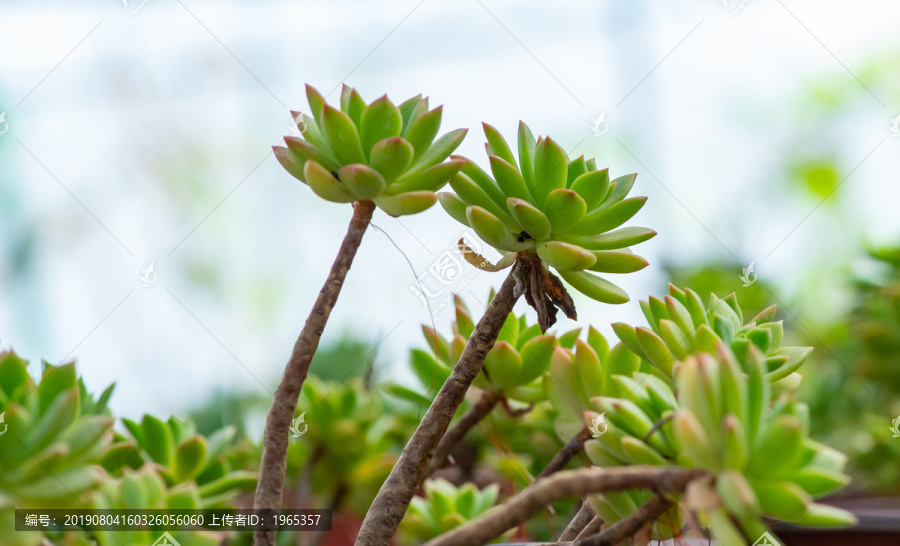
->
387, 295, 561, 406
0, 352, 115, 546
274, 84, 467, 216
544, 328, 643, 441
611, 284, 811, 392
87, 465, 222, 546
400, 479, 506, 545
585, 342, 855, 544
438, 122, 655, 328
104, 414, 255, 507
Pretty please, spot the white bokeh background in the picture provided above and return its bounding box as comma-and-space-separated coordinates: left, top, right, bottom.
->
0, 0, 898, 423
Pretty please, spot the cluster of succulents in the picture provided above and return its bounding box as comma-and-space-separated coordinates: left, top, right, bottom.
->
275, 84, 466, 216
387, 295, 563, 406
585, 341, 855, 543
0, 348, 261, 546
288, 376, 398, 515
611, 284, 811, 393
104, 414, 255, 507
438, 122, 654, 316
400, 479, 506, 545
0, 353, 115, 546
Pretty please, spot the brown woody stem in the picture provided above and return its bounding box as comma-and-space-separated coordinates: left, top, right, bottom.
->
536, 426, 592, 480
253, 200, 375, 546
574, 515, 603, 541
560, 502, 596, 542
420, 466, 702, 546
425, 390, 501, 477
573, 495, 672, 546
355, 271, 521, 546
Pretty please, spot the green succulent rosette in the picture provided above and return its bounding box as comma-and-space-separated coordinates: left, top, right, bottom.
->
86, 465, 222, 546
438, 122, 655, 326
102, 414, 255, 508
543, 328, 643, 441
400, 479, 507, 545
0, 352, 115, 546
275, 84, 467, 216
584, 342, 855, 544
611, 284, 811, 392
386, 295, 562, 406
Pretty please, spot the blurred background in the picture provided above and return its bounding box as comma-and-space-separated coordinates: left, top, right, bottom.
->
2, 0, 900, 520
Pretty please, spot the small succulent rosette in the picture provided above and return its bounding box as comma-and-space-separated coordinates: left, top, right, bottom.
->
611, 284, 811, 392
109, 414, 254, 507
387, 295, 561, 407
543, 327, 643, 441
275, 84, 467, 216
439, 122, 655, 330
584, 341, 855, 543
400, 479, 507, 545
89, 465, 222, 546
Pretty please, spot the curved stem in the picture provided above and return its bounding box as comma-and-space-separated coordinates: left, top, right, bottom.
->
356, 271, 521, 546
573, 515, 603, 542
420, 466, 702, 546
536, 426, 592, 480
253, 200, 375, 546
425, 390, 500, 478
560, 502, 596, 542
559, 501, 597, 542
573, 495, 672, 546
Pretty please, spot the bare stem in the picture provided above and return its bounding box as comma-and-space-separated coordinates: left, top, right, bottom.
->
560, 502, 596, 542
573, 495, 672, 546
536, 426, 592, 480
253, 200, 375, 546
356, 271, 521, 546
574, 515, 603, 541
421, 466, 702, 546
425, 390, 501, 477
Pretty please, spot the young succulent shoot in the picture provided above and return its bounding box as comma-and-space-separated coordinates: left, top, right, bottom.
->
400, 479, 506, 546
90, 465, 222, 546
543, 327, 643, 441
389, 295, 561, 407
583, 341, 855, 543
107, 415, 254, 507
439, 122, 655, 331
611, 284, 811, 392
276, 84, 467, 216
